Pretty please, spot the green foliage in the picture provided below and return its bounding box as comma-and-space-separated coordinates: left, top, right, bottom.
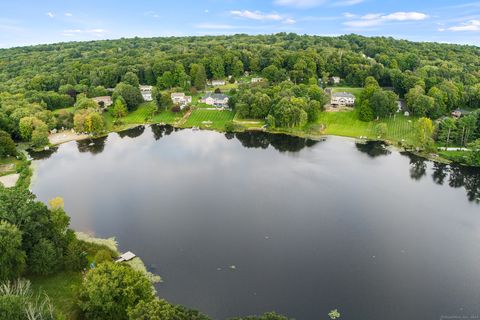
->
358, 101, 374, 122
78, 263, 155, 320
113, 83, 143, 111
122, 72, 140, 87
94, 249, 113, 264
0, 220, 26, 281
128, 299, 211, 320
415, 117, 435, 151
369, 89, 398, 119
112, 97, 128, 119
467, 139, 480, 166
0, 279, 55, 320
74, 109, 104, 135
230, 311, 292, 320
328, 309, 341, 319
0, 130, 16, 157
29, 238, 61, 275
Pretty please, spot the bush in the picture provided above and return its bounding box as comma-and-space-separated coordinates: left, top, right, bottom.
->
0, 130, 16, 157
78, 263, 154, 320
358, 101, 374, 122
171, 105, 181, 113
29, 239, 60, 275
94, 249, 113, 264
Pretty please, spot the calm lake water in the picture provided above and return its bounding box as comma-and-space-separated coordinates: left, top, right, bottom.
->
31, 126, 480, 320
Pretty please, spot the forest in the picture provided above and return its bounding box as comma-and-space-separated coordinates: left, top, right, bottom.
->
0, 33, 480, 166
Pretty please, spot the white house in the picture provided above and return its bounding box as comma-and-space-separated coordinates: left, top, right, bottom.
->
139, 85, 153, 101
92, 96, 113, 109
201, 93, 229, 107
329, 76, 341, 85
209, 80, 226, 86
331, 92, 355, 106
251, 77, 264, 84
171, 93, 192, 107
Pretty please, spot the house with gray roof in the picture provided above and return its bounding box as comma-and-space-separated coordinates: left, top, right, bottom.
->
201, 93, 229, 107
331, 92, 355, 106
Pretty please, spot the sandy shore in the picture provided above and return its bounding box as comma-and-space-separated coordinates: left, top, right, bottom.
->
0, 173, 19, 188
49, 131, 90, 145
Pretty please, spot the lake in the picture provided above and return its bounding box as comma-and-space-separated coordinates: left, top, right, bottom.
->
31, 125, 480, 320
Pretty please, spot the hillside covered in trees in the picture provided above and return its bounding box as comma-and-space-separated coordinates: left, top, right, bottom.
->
1, 33, 480, 163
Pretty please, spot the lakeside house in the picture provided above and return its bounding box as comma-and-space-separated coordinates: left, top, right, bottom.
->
201, 93, 229, 107
209, 80, 226, 86
331, 92, 355, 106
171, 92, 192, 109
140, 85, 153, 101
251, 77, 264, 84
92, 96, 113, 110
329, 76, 341, 85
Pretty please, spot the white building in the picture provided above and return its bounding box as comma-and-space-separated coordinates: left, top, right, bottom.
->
251, 77, 264, 84
331, 92, 355, 106
171, 93, 192, 106
139, 85, 153, 101
329, 76, 341, 85
209, 80, 226, 86
201, 93, 229, 107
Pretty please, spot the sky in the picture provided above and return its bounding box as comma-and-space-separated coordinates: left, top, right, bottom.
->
1, 0, 480, 48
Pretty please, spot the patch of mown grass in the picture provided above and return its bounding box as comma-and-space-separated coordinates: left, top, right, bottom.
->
30, 271, 83, 320
183, 109, 235, 131
105, 102, 184, 127
317, 110, 418, 145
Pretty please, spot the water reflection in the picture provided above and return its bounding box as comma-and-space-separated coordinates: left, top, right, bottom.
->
151, 124, 176, 141
234, 131, 319, 152
77, 136, 107, 154
355, 141, 391, 158
117, 125, 146, 139
403, 153, 480, 203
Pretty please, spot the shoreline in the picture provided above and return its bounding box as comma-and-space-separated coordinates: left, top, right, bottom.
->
44, 121, 462, 168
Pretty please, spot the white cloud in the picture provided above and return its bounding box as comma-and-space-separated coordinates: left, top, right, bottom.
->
65, 12, 73, 17
62, 28, 108, 37
447, 20, 480, 31
46, 12, 54, 18
144, 11, 159, 18
195, 23, 236, 30
230, 10, 296, 24
274, 0, 327, 8
344, 11, 428, 28
332, 0, 364, 7
274, 0, 363, 8
204, 9, 209, 13
230, 10, 283, 21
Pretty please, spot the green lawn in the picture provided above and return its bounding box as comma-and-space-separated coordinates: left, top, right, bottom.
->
106, 102, 184, 126
329, 87, 364, 98
183, 109, 235, 131
0, 157, 22, 177
30, 271, 82, 319
52, 107, 75, 115
317, 110, 418, 145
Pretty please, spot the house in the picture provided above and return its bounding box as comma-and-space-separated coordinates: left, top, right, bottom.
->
209, 80, 226, 86
329, 76, 341, 85
171, 92, 192, 107
452, 109, 463, 118
139, 85, 153, 101
115, 251, 136, 263
201, 93, 229, 107
331, 92, 355, 106
251, 77, 264, 84
92, 96, 113, 109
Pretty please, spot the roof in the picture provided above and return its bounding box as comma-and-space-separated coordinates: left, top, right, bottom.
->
332, 92, 355, 99
116, 251, 136, 263
203, 93, 228, 100
171, 92, 186, 97
139, 85, 153, 91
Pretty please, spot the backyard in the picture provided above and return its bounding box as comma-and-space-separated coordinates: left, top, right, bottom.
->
183, 109, 235, 131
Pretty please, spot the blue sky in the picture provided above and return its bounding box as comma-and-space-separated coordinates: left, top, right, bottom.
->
1, 0, 480, 48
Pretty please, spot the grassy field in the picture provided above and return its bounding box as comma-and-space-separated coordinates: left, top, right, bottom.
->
0, 157, 21, 177
183, 109, 235, 131
30, 271, 82, 319
317, 109, 418, 144
330, 87, 364, 98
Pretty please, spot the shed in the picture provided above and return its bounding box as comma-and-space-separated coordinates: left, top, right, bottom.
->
116, 251, 136, 263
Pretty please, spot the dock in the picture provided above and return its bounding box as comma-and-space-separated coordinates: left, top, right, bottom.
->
115, 251, 136, 263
